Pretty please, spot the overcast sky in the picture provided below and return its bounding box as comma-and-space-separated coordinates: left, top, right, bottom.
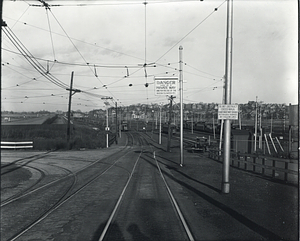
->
2, 0, 298, 112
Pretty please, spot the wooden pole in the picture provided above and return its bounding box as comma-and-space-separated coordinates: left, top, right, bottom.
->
67, 71, 74, 149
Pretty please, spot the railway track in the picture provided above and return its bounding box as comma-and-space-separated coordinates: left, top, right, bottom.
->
2, 132, 196, 241
1, 133, 134, 241
99, 132, 194, 241
1, 131, 296, 240
142, 133, 195, 241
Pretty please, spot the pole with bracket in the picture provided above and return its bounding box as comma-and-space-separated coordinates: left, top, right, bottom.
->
179, 46, 184, 167
66, 71, 81, 149
222, 0, 233, 194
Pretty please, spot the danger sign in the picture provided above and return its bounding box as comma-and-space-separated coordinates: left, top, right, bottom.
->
154, 77, 178, 96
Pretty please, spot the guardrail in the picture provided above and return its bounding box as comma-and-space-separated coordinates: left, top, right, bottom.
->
1, 141, 34, 149
209, 150, 298, 183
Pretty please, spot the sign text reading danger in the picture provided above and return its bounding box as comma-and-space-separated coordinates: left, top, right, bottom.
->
154, 77, 178, 96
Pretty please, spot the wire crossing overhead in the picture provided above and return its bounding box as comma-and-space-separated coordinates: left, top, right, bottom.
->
2, 26, 69, 90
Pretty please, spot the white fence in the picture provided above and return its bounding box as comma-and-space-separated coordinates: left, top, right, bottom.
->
1, 141, 33, 149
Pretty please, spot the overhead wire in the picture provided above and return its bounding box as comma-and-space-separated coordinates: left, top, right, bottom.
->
10, 4, 30, 29
3, 15, 146, 63
45, 7, 56, 71
4, 0, 228, 110
27, 0, 208, 8
44, 6, 123, 102
2, 26, 69, 89
2, 48, 149, 69
4, 9, 221, 82
154, 0, 226, 63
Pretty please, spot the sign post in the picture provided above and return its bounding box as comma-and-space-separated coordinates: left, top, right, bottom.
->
218, 104, 238, 194
221, 0, 233, 194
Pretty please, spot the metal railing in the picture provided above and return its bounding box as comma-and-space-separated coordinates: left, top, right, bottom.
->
209, 150, 298, 183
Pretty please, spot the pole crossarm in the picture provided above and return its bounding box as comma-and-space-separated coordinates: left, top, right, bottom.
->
66, 88, 81, 96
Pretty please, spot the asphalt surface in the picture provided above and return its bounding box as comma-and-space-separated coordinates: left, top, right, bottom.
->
1, 131, 298, 240
139, 131, 299, 241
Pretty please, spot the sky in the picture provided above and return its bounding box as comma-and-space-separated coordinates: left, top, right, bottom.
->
1, 0, 298, 112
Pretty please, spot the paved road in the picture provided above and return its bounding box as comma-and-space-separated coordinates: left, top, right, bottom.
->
146, 131, 298, 240
1, 131, 298, 240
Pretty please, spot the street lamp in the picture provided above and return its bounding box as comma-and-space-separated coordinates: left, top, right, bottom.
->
102, 97, 113, 148
103, 103, 109, 148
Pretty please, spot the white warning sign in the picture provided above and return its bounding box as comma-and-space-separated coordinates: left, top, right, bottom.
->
154, 77, 178, 96
218, 104, 239, 120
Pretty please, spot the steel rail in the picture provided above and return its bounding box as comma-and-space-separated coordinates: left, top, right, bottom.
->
7, 133, 134, 241
1, 162, 71, 207
98, 132, 142, 241
1, 133, 133, 207
143, 134, 195, 241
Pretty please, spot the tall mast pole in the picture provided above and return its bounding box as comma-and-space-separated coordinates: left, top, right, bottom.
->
254, 96, 258, 152
222, 0, 233, 194
115, 101, 118, 144
179, 46, 184, 167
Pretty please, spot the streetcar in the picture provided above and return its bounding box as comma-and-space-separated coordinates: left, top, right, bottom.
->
121, 121, 128, 131
162, 124, 177, 135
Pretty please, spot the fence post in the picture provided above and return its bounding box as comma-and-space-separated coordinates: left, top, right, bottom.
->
284, 162, 288, 181
272, 160, 276, 177
253, 156, 256, 172
245, 155, 248, 170
262, 158, 265, 175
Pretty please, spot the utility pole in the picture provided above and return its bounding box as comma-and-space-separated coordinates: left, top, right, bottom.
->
115, 101, 118, 144
254, 96, 258, 152
191, 112, 194, 134
179, 46, 184, 167
66, 71, 81, 149
1, 0, 6, 108
222, 0, 233, 194
159, 105, 162, 144
101, 97, 113, 148
167, 96, 174, 152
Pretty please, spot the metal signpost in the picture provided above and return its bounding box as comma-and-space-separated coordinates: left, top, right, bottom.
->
218, 104, 238, 194
222, 0, 233, 194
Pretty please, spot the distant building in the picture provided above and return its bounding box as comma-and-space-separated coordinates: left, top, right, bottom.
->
288, 104, 298, 126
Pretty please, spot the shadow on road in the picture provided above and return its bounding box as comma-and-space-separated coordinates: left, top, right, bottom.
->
127, 223, 151, 241
141, 153, 283, 241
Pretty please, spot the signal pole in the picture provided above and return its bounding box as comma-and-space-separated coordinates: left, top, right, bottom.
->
222, 0, 233, 194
